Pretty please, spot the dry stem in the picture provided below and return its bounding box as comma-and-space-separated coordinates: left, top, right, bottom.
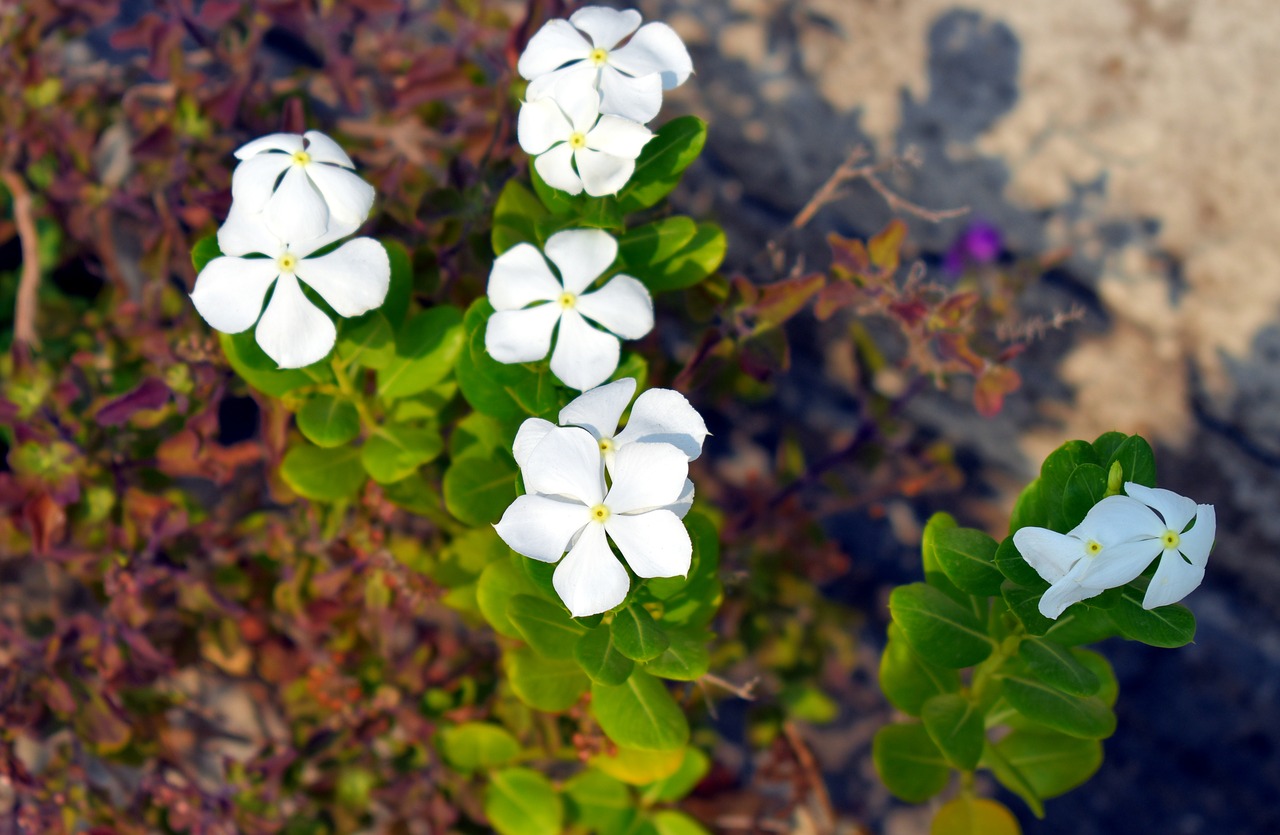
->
2, 168, 41, 350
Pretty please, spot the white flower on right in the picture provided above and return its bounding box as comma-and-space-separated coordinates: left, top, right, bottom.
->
1119, 482, 1216, 609
485, 228, 654, 391
518, 83, 653, 197
230, 131, 375, 244
494, 426, 692, 618
519, 6, 693, 125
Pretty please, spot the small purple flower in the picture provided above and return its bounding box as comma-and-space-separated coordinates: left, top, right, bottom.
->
944, 222, 1003, 277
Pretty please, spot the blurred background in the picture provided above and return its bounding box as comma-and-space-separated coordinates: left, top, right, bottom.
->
1, 0, 1277, 832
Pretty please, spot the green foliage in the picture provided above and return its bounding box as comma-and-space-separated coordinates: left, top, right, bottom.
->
576, 625, 637, 686
872, 723, 951, 803
484, 768, 563, 835
297, 395, 361, 448
613, 605, 671, 662
280, 444, 365, 501
591, 672, 690, 751
616, 116, 707, 213
437, 723, 520, 773
889, 583, 993, 669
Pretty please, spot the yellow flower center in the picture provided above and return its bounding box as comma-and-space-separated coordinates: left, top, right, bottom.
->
568, 131, 587, 149
589, 47, 609, 66
558, 291, 577, 309
1162, 530, 1181, 549
598, 437, 614, 453
590, 504, 610, 523
277, 252, 298, 273
1085, 539, 1103, 557
292, 149, 311, 165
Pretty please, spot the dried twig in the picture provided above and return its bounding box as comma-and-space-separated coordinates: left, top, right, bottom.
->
2, 168, 41, 351
996, 304, 1087, 343
783, 721, 837, 835
700, 672, 759, 701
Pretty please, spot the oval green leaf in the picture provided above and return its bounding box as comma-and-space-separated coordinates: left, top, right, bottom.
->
920, 693, 985, 770
507, 648, 588, 712
296, 395, 361, 448
1017, 638, 1100, 696
484, 767, 563, 835
280, 444, 364, 501
361, 424, 443, 484
591, 671, 689, 751
889, 583, 993, 669
872, 722, 951, 803
613, 605, 670, 662
1001, 675, 1116, 739
576, 625, 636, 686
509, 594, 586, 660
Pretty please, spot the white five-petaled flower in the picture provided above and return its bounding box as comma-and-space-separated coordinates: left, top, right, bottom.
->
494, 425, 693, 618
192, 207, 390, 369
230, 131, 376, 244
519, 6, 693, 125
1013, 482, 1216, 619
518, 83, 653, 197
485, 229, 654, 391
512, 376, 707, 516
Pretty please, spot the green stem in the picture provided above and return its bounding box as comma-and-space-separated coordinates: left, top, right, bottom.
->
330, 356, 378, 430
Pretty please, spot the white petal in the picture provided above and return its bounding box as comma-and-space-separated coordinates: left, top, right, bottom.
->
569, 6, 641, 50
666, 479, 694, 519
254, 272, 335, 368
512, 418, 557, 470
526, 64, 600, 110
230, 153, 293, 214
614, 387, 707, 461
234, 132, 302, 159
485, 304, 561, 363
494, 494, 591, 562
1072, 494, 1163, 543
533, 143, 583, 195
524, 426, 605, 506
488, 243, 562, 311
597, 68, 663, 123
608, 22, 693, 89
550, 309, 620, 391
545, 228, 617, 294
559, 81, 603, 135
264, 165, 330, 243
1073, 538, 1162, 590
553, 523, 630, 618
1012, 528, 1084, 584
190, 257, 279, 333
559, 377, 636, 439
1142, 550, 1205, 609
576, 275, 654, 339
518, 97, 571, 156
605, 509, 691, 578
288, 217, 363, 259
604, 442, 688, 515
302, 130, 355, 167
294, 238, 389, 318
518, 19, 591, 78
1124, 482, 1198, 533
585, 114, 653, 158
305, 163, 375, 226
1177, 505, 1216, 568
1039, 578, 1103, 620
217, 202, 284, 257
575, 148, 635, 196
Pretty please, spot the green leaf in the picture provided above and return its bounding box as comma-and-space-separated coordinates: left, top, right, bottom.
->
377, 306, 465, 401
1008, 478, 1048, 534
564, 769, 636, 833
450, 411, 511, 460
642, 628, 710, 681
484, 768, 563, 835
1071, 649, 1118, 707
993, 730, 1102, 800
337, 313, 395, 370
1001, 675, 1116, 739
455, 299, 562, 421
879, 623, 962, 716
616, 116, 707, 213
591, 671, 689, 751
492, 180, 548, 254
871, 722, 951, 803
437, 722, 520, 773
1105, 435, 1157, 488
1041, 604, 1118, 646
639, 222, 726, 293
613, 605, 670, 662
1062, 463, 1108, 529
617, 217, 698, 271
1001, 581, 1054, 636
1017, 638, 1100, 696
218, 332, 314, 396
576, 625, 636, 686
981, 742, 1044, 818
361, 424, 444, 484
650, 810, 711, 835
995, 535, 1049, 589
920, 693, 985, 770
1107, 583, 1196, 647
507, 648, 589, 712
478, 556, 545, 639
932, 525, 1004, 596
889, 583, 993, 669
280, 444, 364, 501
380, 240, 413, 328
443, 453, 518, 526
509, 594, 586, 660
1090, 431, 1128, 464
640, 747, 710, 803
529, 161, 587, 216
920, 513, 971, 605
931, 797, 1022, 835
1040, 441, 1099, 531
192, 235, 221, 273
296, 395, 361, 448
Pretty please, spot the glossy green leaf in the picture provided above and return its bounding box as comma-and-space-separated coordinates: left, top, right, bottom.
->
437, 722, 520, 773
564, 769, 636, 833
509, 594, 586, 660
191, 234, 221, 272
613, 605, 670, 662
1107, 583, 1196, 647
455, 299, 562, 421
981, 742, 1044, 818
642, 628, 709, 681
507, 648, 588, 712
993, 730, 1102, 800
872, 722, 951, 803
995, 535, 1049, 589
576, 625, 636, 686
1071, 649, 1118, 707
361, 424, 443, 484
376, 306, 465, 401
280, 444, 364, 501
1041, 603, 1118, 646
889, 583, 993, 669
478, 556, 546, 639
1040, 441, 1099, 531
632, 222, 726, 294
1008, 478, 1048, 534
921, 693, 985, 770
879, 623, 962, 716
218, 332, 314, 396
1001, 582, 1054, 636
1090, 431, 1128, 465
1017, 638, 1100, 696
616, 116, 706, 213
651, 810, 711, 835
336, 313, 394, 370
449, 411, 511, 460
591, 671, 689, 751
1062, 463, 1107, 530
931, 796, 1022, 835
617, 217, 698, 271
443, 453, 518, 526
1001, 675, 1116, 739
529, 161, 586, 217
492, 179, 547, 254
296, 395, 360, 448
640, 747, 710, 803
932, 525, 1004, 595
1105, 435, 1157, 488
484, 767, 563, 835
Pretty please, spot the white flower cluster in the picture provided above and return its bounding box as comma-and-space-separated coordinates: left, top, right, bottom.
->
1014, 482, 1216, 619
191, 131, 390, 369
517, 6, 692, 196
494, 377, 708, 617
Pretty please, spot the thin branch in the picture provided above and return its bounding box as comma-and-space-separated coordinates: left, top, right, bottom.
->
700, 672, 759, 701
2, 168, 41, 351
783, 721, 837, 835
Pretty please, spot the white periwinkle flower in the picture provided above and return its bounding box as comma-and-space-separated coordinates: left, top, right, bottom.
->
1013, 483, 1215, 619
494, 426, 692, 617
485, 228, 654, 391
518, 83, 653, 197
519, 6, 693, 124
191, 208, 390, 369
230, 131, 375, 244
